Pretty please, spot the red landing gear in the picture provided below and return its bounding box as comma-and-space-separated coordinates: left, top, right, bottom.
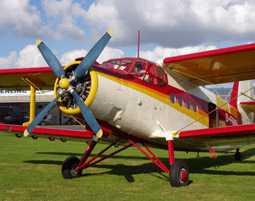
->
167, 140, 189, 187
61, 138, 190, 187
61, 139, 132, 179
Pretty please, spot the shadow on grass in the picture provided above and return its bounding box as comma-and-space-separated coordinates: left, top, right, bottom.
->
24, 147, 255, 182
24, 160, 63, 165
81, 163, 169, 182
36, 151, 149, 160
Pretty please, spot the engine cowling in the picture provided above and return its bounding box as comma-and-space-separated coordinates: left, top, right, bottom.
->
53, 60, 98, 115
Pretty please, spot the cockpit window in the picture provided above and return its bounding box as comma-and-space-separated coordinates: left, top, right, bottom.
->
107, 59, 132, 71
110, 59, 131, 65
134, 62, 146, 73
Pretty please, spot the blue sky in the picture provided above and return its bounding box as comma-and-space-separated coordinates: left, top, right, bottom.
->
0, 0, 255, 67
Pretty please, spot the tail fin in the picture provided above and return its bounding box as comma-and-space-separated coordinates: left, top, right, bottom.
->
229, 81, 239, 109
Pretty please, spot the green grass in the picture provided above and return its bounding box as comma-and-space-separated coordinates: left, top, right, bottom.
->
1, 132, 255, 201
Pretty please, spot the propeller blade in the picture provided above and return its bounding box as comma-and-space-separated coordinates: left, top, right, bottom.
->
74, 32, 111, 79
25, 99, 57, 135
36, 39, 65, 78
71, 90, 102, 138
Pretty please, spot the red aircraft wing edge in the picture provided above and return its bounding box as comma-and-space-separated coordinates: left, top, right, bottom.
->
179, 123, 255, 139
163, 43, 255, 64
0, 123, 111, 139
0, 67, 52, 74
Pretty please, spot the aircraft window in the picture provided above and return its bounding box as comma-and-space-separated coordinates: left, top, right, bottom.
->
143, 73, 151, 83
113, 64, 127, 71
110, 59, 131, 65
149, 65, 167, 86
177, 96, 182, 106
134, 62, 146, 74
170, 94, 175, 103
156, 67, 165, 78
185, 100, 190, 109
110, 60, 131, 71
191, 103, 197, 112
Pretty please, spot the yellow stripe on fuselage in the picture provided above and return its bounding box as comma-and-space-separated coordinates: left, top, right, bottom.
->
216, 95, 240, 118
97, 72, 209, 126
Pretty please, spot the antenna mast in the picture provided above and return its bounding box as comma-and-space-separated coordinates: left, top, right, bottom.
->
137, 30, 140, 58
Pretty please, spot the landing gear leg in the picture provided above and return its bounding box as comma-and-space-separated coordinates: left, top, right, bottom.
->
62, 140, 97, 179
234, 148, 242, 161
62, 139, 132, 179
168, 140, 189, 187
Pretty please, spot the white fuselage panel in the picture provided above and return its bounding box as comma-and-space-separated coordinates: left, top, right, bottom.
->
90, 73, 207, 140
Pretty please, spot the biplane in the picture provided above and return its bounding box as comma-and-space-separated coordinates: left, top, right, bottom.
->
1, 32, 255, 187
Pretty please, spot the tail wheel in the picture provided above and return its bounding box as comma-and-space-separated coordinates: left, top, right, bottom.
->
234, 148, 242, 161
170, 160, 190, 187
62, 156, 81, 179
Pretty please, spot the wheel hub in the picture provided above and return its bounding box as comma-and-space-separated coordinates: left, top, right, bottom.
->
179, 168, 189, 183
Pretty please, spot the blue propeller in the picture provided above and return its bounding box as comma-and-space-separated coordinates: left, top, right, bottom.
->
74, 32, 111, 79
71, 90, 102, 135
26, 99, 57, 134
25, 32, 110, 139
37, 40, 65, 78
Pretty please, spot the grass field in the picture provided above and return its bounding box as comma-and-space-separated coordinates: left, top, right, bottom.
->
1, 132, 255, 201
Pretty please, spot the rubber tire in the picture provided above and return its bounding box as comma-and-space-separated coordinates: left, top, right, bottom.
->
170, 160, 190, 187
62, 156, 81, 179
15, 133, 22, 138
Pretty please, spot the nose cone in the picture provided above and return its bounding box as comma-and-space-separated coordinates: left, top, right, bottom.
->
59, 78, 70, 89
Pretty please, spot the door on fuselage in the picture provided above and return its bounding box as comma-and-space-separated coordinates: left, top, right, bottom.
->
208, 103, 218, 128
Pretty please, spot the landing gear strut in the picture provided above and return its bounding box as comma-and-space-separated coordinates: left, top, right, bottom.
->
167, 140, 190, 187
234, 148, 242, 161
61, 139, 132, 179
61, 136, 190, 187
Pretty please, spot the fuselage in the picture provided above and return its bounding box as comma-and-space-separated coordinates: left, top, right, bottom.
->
69, 57, 255, 151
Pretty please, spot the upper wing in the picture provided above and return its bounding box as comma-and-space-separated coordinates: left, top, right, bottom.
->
0, 67, 55, 90
163, 43, 255, 85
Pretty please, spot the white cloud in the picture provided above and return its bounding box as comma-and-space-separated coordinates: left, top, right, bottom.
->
0, 51, 17, 67
61, 46, 124, 64
98, 47, 124, 62
0, 44, 125, 68
85, 0, 255, 47
0, 0, 87, 40
0, 42, 216, 68
0, 0, 42, 36
0, 44, 47, 67
16, 44, 47, 67
141, 45, 216, 64
61, 49, 87, 65
42, 0, 87, 40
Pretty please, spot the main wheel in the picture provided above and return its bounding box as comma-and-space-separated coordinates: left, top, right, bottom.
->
170, 160, 189, 187
62, 156, 81, 179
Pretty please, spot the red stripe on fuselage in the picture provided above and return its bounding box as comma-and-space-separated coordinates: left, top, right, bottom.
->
94, 65, 240, 125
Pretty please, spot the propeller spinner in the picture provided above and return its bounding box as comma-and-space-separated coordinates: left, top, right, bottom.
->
24, 32, 111, 141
